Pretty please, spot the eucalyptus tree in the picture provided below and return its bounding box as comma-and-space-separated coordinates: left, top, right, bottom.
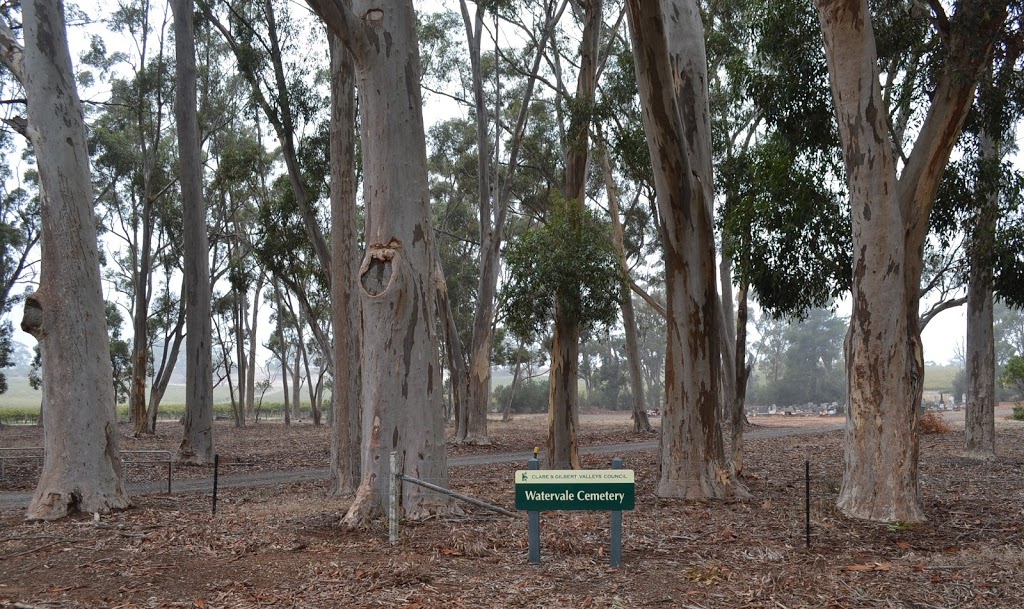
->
306, 0, 457, 522
931, 12, 1024, 460
201, 0, 336, 381
327, 32, 361, 496
624, 0, 746, 498
172, 0, 215, 465
814, 0, 1009, 521
0, 2, 130, 518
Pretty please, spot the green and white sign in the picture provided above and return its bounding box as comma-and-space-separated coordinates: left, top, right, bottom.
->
515, 469, 635, 511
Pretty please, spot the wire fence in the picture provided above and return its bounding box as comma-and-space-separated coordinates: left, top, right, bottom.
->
0, 448, 176, 496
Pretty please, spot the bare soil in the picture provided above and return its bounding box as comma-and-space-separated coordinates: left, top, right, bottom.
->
2, 409, 1023, 608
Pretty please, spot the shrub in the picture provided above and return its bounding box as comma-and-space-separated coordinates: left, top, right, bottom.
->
1012, 406, 1024, 422
919, 410, 951, 434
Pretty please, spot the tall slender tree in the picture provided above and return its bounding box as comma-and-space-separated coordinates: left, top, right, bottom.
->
625, 0, 746, 499
172, 0, 215, 465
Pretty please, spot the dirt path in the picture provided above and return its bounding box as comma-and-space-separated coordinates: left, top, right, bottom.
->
0, 422, 842, 511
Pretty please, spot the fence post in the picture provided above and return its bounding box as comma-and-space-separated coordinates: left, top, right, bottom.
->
389, 451, 400, 545
610, 457, 623, 567
528, 447, 540, 564
805, 460, 811, 549
212, 454, 220, 515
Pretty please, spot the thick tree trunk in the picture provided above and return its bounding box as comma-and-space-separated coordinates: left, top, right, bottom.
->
17, 0, 130, 519
964, 133, 998, 460
546, 304, 581, 469
173, 0, 214, 466
604, 152, 651, 433
309, 0, 455, 522
626, 0, 744, 499
328, 33, 361, 496
816, 0, 1004, 521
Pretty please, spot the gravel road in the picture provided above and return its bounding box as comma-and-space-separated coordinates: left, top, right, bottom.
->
0, 423, 843, 511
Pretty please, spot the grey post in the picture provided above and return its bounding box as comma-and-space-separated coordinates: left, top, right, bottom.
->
389, 451, 400, 545
610, 457, 623, 567
528, 447, 540, 564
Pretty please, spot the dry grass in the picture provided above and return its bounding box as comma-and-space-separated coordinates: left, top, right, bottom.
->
920, 410, 952, 434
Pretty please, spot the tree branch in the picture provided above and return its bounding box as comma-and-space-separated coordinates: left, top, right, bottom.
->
303, 0, 371, 62
0, 13, 25, 84
919, 296, 966, 329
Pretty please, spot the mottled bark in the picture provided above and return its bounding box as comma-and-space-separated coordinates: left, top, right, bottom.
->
328, 33, 361, 496
816, 0, 1004, 521
13, 0, 130, 519
173, 0, 214, 466
546, 304, 581, 469
626, 0, 744, 499
964, 132, 998, 460
308, 0, 455, 522
437, 261, 471, 442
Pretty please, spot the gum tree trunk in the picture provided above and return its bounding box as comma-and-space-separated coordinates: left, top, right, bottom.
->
308, 0, 455, 522
328, 33, 361, 496
173, 0, 215, 465
626, 0, 745, 499
3, 0, 131, 520
815, 0, 1005, 521
964, 132, 998, 460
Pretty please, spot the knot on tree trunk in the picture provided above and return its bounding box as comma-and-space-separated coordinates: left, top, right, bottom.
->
21, 293, 45, 339
361, 242, 399, 296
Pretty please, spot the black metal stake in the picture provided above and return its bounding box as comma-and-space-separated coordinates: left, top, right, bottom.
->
805, 460, 811, 549
167, 461, 172, 494
212, 454, 220, 515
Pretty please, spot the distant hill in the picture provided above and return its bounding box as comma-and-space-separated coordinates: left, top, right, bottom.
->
923, 363, 960, 392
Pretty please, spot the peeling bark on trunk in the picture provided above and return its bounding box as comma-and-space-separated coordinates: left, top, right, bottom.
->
16, 0, 130, 520
546, 304, 581, 469
173, 0, 214, 466
815, 0, 1005, 521
964, 133, 998, 461
308, 0, 455, 522
626, 0, 745, 499
328, 33, 361, 496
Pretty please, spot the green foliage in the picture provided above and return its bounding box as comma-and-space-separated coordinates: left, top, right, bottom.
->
720, 137, 851, 319
491, 379, 549, 414
501, 198, 621, 340
1011, 406, 1024, 421
748, 308, 846, 405
1000, 354, 1024, 400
